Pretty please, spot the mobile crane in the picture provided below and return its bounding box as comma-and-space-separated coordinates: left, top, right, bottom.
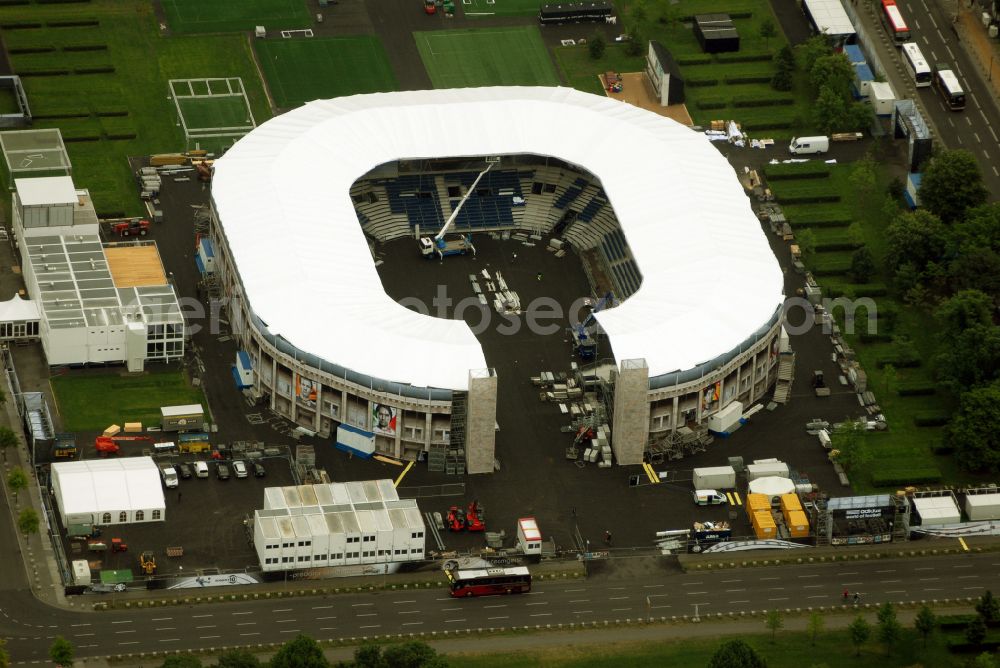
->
418, 157, 500, 260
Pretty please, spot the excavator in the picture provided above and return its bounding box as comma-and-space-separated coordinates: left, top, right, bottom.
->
139, 551, 157, 575
418, 157, 500, 260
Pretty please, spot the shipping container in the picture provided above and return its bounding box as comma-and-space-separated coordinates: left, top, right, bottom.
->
746, 493, 771, 519
160, 404, 205, 432
786, 509, 810, 537
72, 559, 91, 586
747, 461, 790, 481
692, 465, 737, 489
965, 493, 1000, 521
751, 510, 776, 539
780, 493, 803, 517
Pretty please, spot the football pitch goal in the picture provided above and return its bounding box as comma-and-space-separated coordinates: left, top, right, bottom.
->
169, 78, 257, 150
414, 27, 559, 88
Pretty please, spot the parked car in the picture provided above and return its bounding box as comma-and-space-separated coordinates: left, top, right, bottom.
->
216, 463, 230, 480
233, 460, 248, 478
177, 463, 192, 479
194, 461, 209, 478
253, 462, 266, 478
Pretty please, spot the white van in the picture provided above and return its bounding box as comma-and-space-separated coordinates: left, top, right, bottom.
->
788, 136, 830, 155
160, 465, 179, 488
194, 461, 209, 478
693, 489, 728, 506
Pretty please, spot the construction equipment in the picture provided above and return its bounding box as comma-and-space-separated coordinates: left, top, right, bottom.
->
572, 292, 614, 360
466, 501, 486, 532
447, 506, 466, 532
94, 437, 120, 457
419, 158, 499, 260
194, 161, 212, 182
111, 218, 150, 238
53, 434, 78, 459
139, 551, 156, 575
111, 538, 128, 553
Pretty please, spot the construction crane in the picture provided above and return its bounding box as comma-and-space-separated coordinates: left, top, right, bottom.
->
418, 157, 500, 260
572, 292, 615, 360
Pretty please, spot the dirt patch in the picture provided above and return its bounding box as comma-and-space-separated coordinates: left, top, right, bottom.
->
599, 71, 693, 126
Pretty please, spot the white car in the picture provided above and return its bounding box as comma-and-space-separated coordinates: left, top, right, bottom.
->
233, 460, 248, 478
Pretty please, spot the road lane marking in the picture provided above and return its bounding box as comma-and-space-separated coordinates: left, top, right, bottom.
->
919, 578, 939, 581
273, 608, 293, 612
875, 570, 895, 574
612, 608, 632, 612
360, 625, 381, 629
885, 590, 907, 594
965, 586, 985, 590
353, 603, 375, 607
609, 596, 629, 600
276, 619, 297, 623
279, 629, 301, 634
316, 616, 337, 620
958, 575, 978, 579
530, 612, 552, 617
196, 625, 216, 629
803, 585, 823, 589
721, 579, 742, 583
200, 635, 221, 640
686, 592, 708, 595
357, 613, 377, 617
150, 618, 171, 622
70, 624, 91, 627
526, 602, 548, 606
155, 627, 175, 631
240, 632, 260, 636
444, 618, 466, 623
643, 584, 665, 588
73, 633, 95, 637
442, 608, 461, 612
487, 616, 509, 620
572, 610, 593, 615
398, 610, 421, 615
396, 600, 416, 604
320, 627, 337, 631
159, 639, 179, 643
402, 622, 424, 626
484, 604, 507, 609
681, 582, 704, 586
798, 574, 819, 578
569, 599, 590, 603
192, 614, 213, 618
768, 597, 789, 601
115, 630, 136, 634
118, 641, 139, 646
312, 605, 334, 609
726, 588, 746, 592
111, 621, 133, 625
759, 577, 780, 581
232, 612, 253, 615
236, 622, 256, 626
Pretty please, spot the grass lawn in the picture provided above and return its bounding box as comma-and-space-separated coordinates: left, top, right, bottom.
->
162, 0, 311, 34
414, 27, 559, 88
51, 370, 207, 432
2, 0, 272, 216
254, 37, 397, 109
461, 0, 545, 16
444, 626, 962, 667
766, 162, 963, 491
176, 95, 254, 132
554, 44, 646, 96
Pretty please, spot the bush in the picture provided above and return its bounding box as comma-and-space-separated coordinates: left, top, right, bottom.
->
875, 356, 921, 369
851, 284, 888, 297
677, 55, 711, 66
765, 165, 831, 180
815, 241, 864, 252
930, 443, 955, 455
695, 99, 728, 110
897, 383, 936, 396
742, 120, 793, 131
724, 74, 773, 84
777, 193, 841, 204
870, 468, 943, 486
46, 19, 99, 27
686, 77, 719, 87
913, 412, 950, 427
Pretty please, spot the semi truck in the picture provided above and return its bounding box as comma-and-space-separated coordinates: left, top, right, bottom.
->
692, 465, 737, 489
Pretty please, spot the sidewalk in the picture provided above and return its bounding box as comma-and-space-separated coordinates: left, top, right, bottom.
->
956, 2, 1000, 101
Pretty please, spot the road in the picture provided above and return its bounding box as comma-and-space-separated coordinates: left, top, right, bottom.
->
3, 549, 999, 662
859, 0, 1000, 194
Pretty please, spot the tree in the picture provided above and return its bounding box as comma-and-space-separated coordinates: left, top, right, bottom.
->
269, 634, 328, 668
919, 149, 989, 224
353, 644, 383, 668
216, 649, 261, 668
948, 249, 1000, 302
813, 84, 849, 134
0, 639, 10, 668
884, 209, 949, 279
831, 420, 871, 474
876, 602, 902, 656
948, 381, 1000, 472
967, 615, 988, 646
977, 590, 1000, 624
49, 636, 74, 666
848, 247, 876, 284
796, 35, 832, 74
6, 468, 27, 505
972, 652, 998, 668
588, 31, 606, 60
953, 202, 1000, 254
759, 19, 777, 50
624, 29, 644, 56
935, 324, 1000, 392
772, 45, 795, 91
765, 609, 783, 642
381, 642, 448, 668
914, 605, 937, 648
17, 508, 38, 539
0, 427, 17, 462
160, 656, 203, 668
795, 228, 816, 257
936, 290, 995, 337
707, 639, 767, 668
810, 53, 855, 98
848, 615, 871, 657
807, 611, 825, 646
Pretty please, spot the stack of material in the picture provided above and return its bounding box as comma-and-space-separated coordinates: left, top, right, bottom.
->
138, 166, 162, 199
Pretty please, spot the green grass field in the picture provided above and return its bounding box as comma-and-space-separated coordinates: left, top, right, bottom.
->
554, 44, 645, 96
51, 370, 207, 432
255, 37, 398, 109
2, 0, 272, 216
177, 96, 253, 132
162, 0, 310, 34
461, 0, 545, 16
415, 27, 559, 88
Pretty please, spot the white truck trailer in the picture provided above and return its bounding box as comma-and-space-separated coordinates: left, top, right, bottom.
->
692, 466, 737, 489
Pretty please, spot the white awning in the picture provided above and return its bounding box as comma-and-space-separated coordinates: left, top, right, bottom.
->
0, 294, 40, 322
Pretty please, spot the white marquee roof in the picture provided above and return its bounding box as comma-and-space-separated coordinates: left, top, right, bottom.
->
52, 457, 164, 516
213, 87, 783, 391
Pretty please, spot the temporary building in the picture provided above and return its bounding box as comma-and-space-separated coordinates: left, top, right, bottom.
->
748, 476, 796, 499
51, 457, 165, 527
746, 461, 790, 481
912, 495, 961, 526
965, 491, 1000, 521
694, 14, 740, 53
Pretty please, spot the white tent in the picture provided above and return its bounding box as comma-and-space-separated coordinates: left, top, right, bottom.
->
0, 294, 40, 322
51, 457, 165, 527
748, 476, 796, 498
212, 87, 784, 391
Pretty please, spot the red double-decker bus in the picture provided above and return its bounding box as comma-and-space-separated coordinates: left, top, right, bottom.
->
881, 0, 911, 45
446, 566, 531, 597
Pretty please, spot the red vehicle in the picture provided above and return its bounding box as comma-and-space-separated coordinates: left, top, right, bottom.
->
880, 0, 910, 45
465, 500, 485, 532
94, 437, 120, 457
447, 506, 466, 532
424, 0, 436, 13
447, 566, 532, 597
112, 219, 150, 238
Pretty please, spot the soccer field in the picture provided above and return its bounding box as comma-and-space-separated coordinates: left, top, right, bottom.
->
461, 0, 545, 16
162, 0, 310, 34
255, 37, 398, 109
415, 28, 559, 88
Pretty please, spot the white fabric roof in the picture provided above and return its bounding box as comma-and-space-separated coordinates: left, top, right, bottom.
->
15, 176, 77, 207
0, 294, 40, 322
213, 87, 783, 390
52, 457, 164, 515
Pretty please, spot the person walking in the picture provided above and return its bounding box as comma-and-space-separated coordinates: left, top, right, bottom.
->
853, 592, 861, 604
843, 588, 849, 601
604, 530, 612, 546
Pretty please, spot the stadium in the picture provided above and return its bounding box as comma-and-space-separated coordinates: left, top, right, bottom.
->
208, 87, 785, 474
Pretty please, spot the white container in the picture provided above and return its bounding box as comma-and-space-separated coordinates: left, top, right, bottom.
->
692, 466, 736, 490
746, 461, 790, 481
965, 493, 1000, 521
72, 559, 91, 586
869, 81, 896, 116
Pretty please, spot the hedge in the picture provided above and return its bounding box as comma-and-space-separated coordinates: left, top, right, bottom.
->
777, 193, 841, 204
788, 218, 853, 229
677, 56, 712, 66
870, 468, 942, 486
938, 615, 1000, 631
715, 51, 770, 63
63, 44, 108, 52
731, 95, 794, 108
696, 99, 728, 110
946, 639, 1000, 654
930, 443, 955, 455
851, 284, 888, 297
8, 47, 55, 54
724, 75, 773, 85
686, 78, 720, 87
875, 356, 921, 369
0, 21, 43, 28
765, 165, 831, 180
913, 412, 950, 427
742, 120, 793, 131
897, 383, 936, 396
814, 241, 864, 252
46, 19, 99, 27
